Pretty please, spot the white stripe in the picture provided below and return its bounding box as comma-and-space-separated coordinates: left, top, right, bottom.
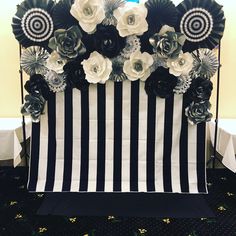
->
104, 81, 114, 192
87, 85, 98, 191
138, 82, 147, 192
70, 89, 81, 191
121, 80, 131, 192
155, 97, 165, 192
188, 124, 198, 193
170, 95, 183, 193
53, 92, 65, 191
35, 103, 49, 192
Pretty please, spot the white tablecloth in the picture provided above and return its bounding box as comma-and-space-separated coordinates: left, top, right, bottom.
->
209, 119, 236, 172
0, 118, 31, 167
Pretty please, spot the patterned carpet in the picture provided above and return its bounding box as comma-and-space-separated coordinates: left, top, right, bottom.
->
0, 167, 236, 236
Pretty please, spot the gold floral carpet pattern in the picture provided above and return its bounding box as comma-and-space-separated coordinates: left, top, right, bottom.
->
0, 168, 236, 236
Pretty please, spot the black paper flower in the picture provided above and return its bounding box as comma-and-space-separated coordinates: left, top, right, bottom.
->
185, 100, 213, 125
12, 0, 55, 49
52, 0, 78, 30
145, 67, 178, 98
63, 61, 89, 91
48, 25, 86, 59
93, 24, 126, 58
24, 74, 51, 100
176, 0, 226, 52
186, 77, 213, 103
21, 94, 45, 122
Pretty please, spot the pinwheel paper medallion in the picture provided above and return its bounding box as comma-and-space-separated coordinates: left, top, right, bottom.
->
176, 0, 225, 52
12, 0, 55, 48
52, 0, 78, 30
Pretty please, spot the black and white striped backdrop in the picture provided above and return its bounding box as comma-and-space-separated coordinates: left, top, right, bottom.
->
28, 80, 207, 193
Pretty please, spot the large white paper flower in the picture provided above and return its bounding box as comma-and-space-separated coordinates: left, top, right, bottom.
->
167, 52, 194, 77
46, 51, 67, 74
70, 0, 105, 34
81, 51, 112, 84
123, 51, 153, 81
114, 2, 148, 37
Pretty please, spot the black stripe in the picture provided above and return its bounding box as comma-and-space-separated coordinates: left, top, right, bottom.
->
44, 94, 57, 191
79, 89, 90, 191
28, 122, 40, 191
130, 81, 140, 191
146, 95, 156, 192
62, 88, 73, 191
180, 95, 189, 193
197, 122, 207, 193
113, 82, 123, 191
96, 84, 106, 191
163, 95, 174, 192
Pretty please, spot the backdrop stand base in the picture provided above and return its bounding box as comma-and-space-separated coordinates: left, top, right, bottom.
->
37, 193, 214, 218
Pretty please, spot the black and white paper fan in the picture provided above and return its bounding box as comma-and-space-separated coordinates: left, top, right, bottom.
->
145, 0, 178, 34
12, 0, 55, 48
52, 0, 78, 30
176, 0, 225, 52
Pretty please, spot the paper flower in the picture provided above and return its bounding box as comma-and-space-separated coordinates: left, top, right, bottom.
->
114, 2, 148, 37
173, 75, 192, 94
48, 26, 86, 59
186, 77, 213, 103
63, 61, 90, 91
110, 56, 127, 82
46, 51, 67, 74
149, 25, 186, 59
21, 94, 45, 122
81, 51, 112, 84
20, 46, 49, 76
167, 52, 194, 76
120, 35, 141, 59
24, 74, 52, 100
185, 100, 213, 125
70, 0, 106, 33
93, 24, 126, 58
45, 70, 67, 92
123, 51, 154, 81
145, 67, 177, 98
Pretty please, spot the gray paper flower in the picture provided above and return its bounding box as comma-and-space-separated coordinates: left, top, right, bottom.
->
48, 25, 86, 59
149, 25, 186, 59
45, 70, 67, 93
185, 100, 213, 125
21, 94, 45, 123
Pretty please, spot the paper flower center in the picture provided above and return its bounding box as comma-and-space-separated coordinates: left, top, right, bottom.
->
133, 60, 143, 72
127, 14, 136, 25
83, 6, 93, 16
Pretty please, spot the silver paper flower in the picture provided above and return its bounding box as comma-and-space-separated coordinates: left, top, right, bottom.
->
173, 75, 192, 94
45, 70, 67, 93
191, 48, 219, 79
21, 94, 45, 123
109, 56, 127, 82
120, 35, 141, 59
103, 0, 125, 26
20, 46, 49, 76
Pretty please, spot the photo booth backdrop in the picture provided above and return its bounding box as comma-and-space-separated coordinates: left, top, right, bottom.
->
10, 0, 225, 193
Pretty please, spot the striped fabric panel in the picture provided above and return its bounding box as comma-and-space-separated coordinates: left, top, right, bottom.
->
28, 80, 207, 193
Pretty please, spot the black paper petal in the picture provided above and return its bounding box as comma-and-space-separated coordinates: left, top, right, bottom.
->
176, 0, 226, 52
12, 0, 55, 49
52, 0, 79, 30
